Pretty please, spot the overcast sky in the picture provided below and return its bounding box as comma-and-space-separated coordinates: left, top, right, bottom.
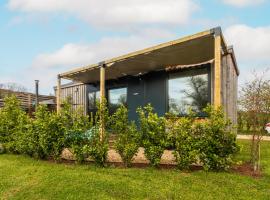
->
0, 0, 270, 94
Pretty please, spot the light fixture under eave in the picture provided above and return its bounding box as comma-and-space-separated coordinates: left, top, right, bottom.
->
106, 62, 115, 67
133, 72, 143, 77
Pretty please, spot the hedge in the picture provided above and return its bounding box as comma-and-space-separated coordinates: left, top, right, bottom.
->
0, 95, 239, 170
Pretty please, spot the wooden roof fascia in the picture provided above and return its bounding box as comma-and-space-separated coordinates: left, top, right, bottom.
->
210, 26, 228, 53
211, 27, 239, 76
227, 46, 240, 76
59, 28, 213, 79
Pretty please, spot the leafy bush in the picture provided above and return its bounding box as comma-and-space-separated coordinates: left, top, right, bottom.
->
66, 130, 90, 164
83, 126, 108, 166
12, 113, 35, 156
111, 105, 140, 167
137, 104, 167, 167
83, 98, 109, 166
194, 106, 239, 171
63, 100, 94, 164
166, 106, 239, 171
167, 112, 198, 170
34, 105, 65, 161
0, 95, 29, 153
0, 96, 96, 163
0, 96, 48, 158
0, 143, 5, 154
0, 95, 239, 171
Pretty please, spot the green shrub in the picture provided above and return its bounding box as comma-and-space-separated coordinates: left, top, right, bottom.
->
111, 105, 140, 167
33, 105, 65, 161
166, 106, 239, 171
83, 125, 108, 166
12, 113, 35, 156
0, 96, 48, 158
137, 104, 167, 167
195, 106, 239, 171
0, 95, 29, 153
167, 112, 198, 170
0, 143, 5, 154
66, 129, 89, 164
0, 94, 239, 171
63, 100, 94, 164
83, 98, 109, 166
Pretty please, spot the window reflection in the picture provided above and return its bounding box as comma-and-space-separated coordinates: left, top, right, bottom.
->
108, 88, 127, 113
88, 91, 100, 111
168, 73, 209, 115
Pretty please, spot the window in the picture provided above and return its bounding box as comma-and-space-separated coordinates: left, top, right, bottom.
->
88, 91, 100, 111
108, 88, 127, 113
168, 69, 209, 115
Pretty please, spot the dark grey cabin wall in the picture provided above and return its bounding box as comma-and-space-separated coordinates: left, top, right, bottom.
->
145, 72, 168, 115
127, 77, 145, 121
127, 71, 167, 121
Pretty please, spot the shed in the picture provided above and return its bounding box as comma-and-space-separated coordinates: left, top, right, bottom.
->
56, 27, 239, 124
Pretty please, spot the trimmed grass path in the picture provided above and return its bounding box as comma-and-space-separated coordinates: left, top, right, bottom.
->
237, 134, 270, 141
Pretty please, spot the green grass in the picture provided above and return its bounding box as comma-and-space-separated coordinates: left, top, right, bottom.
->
0, 140, 270, 200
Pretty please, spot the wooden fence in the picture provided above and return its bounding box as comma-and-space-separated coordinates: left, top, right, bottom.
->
0, 89, 55, 114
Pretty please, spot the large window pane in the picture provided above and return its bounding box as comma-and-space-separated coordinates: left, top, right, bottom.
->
88, 91, 100, 110
108, 88, 127, 112
168, 72, 209, 115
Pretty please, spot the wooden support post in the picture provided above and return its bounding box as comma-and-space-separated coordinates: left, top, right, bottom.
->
57, 75, 61, 114
214, 35, 222, 107
99, 64, 106, 141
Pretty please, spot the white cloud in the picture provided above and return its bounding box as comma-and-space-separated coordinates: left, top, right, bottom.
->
32, 28, 175, 70
224, 24, 270, 86
222, 0, 265, 7
32, 44, 96, 69
238, 67, 270, 87
26, 28, 175, 94
7, 0, 198, 27
225, 24, 270, 63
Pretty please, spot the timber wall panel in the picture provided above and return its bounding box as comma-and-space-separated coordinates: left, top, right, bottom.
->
221, 53, 238, 125
57, 84, 88, 115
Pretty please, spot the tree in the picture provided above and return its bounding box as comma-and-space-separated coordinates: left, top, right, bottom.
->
0, 83, 28, 99
239, 70, 270, 173
183, 76, 208, 112
0, 82, 27, 92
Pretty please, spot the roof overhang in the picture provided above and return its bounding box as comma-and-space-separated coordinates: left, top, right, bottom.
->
60, 27, 237, 83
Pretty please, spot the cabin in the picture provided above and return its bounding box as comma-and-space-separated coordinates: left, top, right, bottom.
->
56, 27, 239, 124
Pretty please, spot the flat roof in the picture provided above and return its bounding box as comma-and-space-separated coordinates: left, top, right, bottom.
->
60, 27, 238, 83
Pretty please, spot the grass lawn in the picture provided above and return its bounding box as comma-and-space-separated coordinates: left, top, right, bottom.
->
0, 140, 270, 200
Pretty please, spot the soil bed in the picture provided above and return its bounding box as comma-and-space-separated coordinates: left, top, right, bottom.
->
231, 162, 262, 178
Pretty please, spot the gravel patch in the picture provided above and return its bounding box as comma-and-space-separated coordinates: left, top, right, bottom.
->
62, 147, 176, 165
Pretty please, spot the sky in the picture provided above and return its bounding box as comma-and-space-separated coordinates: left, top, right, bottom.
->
0, 0, 270, 95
